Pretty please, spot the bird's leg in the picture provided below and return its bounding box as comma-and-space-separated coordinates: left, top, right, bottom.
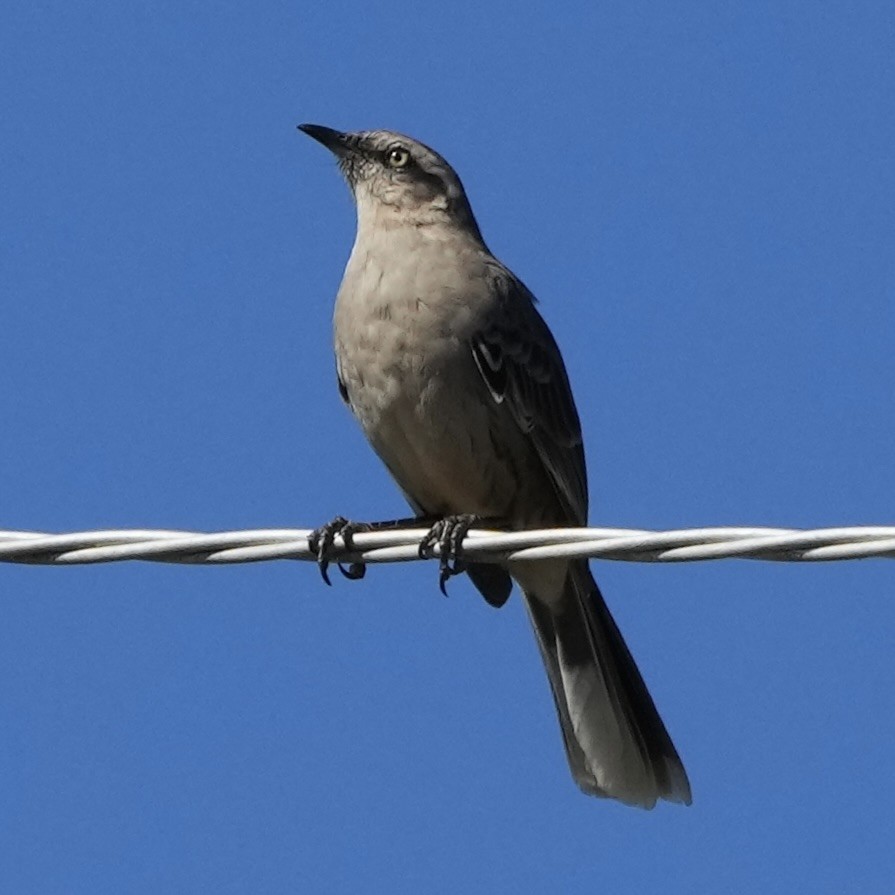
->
308, 514, 440, 585
419, 514, 501, 596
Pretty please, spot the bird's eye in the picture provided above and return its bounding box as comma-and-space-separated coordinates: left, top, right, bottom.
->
386, 146, 411, 169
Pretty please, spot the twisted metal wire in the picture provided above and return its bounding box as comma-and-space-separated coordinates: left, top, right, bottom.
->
1, 525, 894, 566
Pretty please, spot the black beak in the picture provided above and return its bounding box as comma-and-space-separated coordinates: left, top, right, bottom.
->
298, 123, 350, 155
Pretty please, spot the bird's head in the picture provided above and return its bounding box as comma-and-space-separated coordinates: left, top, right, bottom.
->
299, 124, 482, 238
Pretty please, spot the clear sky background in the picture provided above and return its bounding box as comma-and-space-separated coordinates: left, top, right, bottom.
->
2, 1, 894, 892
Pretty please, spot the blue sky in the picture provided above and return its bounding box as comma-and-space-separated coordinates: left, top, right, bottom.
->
2, 1, 894, 892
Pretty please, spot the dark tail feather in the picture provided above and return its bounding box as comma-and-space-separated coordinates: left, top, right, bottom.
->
467, 562, 513, 607
523, 560, 691, 808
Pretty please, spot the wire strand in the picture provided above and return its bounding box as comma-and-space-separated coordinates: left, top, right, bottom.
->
1, 526, 894, 565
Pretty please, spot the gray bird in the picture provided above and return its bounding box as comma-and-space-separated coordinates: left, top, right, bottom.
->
299, 123, 691, 808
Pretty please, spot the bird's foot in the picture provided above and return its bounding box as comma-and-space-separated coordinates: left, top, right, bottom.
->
418, 514, 484, 596
308, 516, 369, 585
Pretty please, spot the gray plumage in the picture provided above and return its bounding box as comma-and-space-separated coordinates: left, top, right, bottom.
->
299, 123, 691, 808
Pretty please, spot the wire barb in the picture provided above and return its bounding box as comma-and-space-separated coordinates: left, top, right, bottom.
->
1, 526, 894, 566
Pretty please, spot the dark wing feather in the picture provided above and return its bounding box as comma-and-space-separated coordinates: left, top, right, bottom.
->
471, 266, 589, 525
335, 357, 351, 406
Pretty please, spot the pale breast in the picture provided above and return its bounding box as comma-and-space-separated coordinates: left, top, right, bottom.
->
332, 228, 526, 517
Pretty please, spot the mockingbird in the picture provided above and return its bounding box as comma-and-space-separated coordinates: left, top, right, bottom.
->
299, 123, 691, 808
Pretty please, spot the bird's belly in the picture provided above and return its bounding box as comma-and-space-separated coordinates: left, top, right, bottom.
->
333, 276, 548, 524
359, 377, 515, 519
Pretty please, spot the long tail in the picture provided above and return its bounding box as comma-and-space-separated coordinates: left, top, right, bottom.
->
521, 559, 691, 808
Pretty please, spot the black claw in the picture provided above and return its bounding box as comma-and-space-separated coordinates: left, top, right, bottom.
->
418, 514, 479, 595
338, 561, 366, 580
308, 516, 369, 585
